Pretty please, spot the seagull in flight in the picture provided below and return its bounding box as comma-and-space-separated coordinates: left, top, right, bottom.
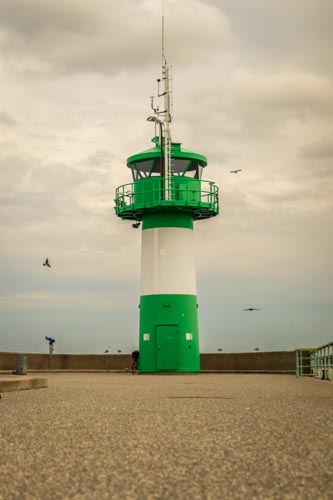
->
104, 345, 112, 353
253, 347, 260, 351
43, 258, 51, 268
230, 169, 242, 174
243, 308, 260, 311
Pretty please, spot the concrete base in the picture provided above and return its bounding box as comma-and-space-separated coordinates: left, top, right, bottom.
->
0, 376, 48, 393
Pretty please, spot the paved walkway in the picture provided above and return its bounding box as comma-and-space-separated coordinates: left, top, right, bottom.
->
1, 373, 332, 499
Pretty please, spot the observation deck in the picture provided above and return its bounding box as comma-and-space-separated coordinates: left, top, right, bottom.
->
114, 137, 219, 221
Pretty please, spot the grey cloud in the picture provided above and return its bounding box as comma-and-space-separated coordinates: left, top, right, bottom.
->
83, 150, 116, 173
204, 0, 333, 75
298, 142, 333, 179
0, 0, 97, 37
173, 64, 333, 150
28, 162, 83, 191
301, 142, 333, 160
210, 68, 333, 144
0, 154, 82, 197
0, 148, 128, 272
0, 111, 18, 126
0, 154, 31, 193
0, 153, 103, 229
229, 69, 333, 116
251, 189, 333, 215
0, 0, 229, 76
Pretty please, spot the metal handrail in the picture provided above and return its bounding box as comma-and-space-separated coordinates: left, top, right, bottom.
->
115, 178, 218, 211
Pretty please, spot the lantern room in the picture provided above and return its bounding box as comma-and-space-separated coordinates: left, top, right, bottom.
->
127, 137, 207, 180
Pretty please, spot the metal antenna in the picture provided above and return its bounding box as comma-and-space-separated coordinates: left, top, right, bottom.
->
162, 0, 167, 65
147, 0, 173, 199
161, 0, 172, 198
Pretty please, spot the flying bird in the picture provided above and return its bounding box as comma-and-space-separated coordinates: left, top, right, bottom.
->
217, 347, 224, 352
43, 258, 51, 268
230, 169, 242, 174
117, 349, 122, 353
243, 308, 260, 311
253, 347, 260, 351
104, 345, 112, 353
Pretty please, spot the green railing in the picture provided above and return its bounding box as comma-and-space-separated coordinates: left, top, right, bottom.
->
115, 177, 219, 221
296, 343, 333, 381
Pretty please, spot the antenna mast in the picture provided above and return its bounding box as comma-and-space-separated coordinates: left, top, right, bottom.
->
162, 5, 172, 193
148, 0, 173, 199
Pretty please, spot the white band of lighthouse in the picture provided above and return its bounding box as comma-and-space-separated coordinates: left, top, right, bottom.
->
141, 227, 197, 296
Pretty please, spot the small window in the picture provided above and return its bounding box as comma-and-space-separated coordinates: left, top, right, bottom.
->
129, 158, 164, 177
171, 159, 189, 175
130, 162, 142, 181
150, 158, 163, 175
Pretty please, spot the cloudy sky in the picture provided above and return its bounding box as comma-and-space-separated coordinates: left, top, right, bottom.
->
0, 0, 332, 354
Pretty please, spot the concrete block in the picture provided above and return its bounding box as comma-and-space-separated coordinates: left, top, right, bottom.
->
0, 376, 48, 393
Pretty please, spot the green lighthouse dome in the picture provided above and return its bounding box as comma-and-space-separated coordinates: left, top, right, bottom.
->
127, 136, 207, 180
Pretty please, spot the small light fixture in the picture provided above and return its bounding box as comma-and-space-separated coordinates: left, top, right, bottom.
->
132, 221, 141, 229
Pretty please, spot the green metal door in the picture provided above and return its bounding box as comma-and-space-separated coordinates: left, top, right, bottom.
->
156, 325, 178, 370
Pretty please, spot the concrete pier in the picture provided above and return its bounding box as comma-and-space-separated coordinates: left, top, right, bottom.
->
0, 373, 332, 498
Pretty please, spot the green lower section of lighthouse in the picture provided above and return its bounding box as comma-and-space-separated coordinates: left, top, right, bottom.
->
138, 294, 200, 373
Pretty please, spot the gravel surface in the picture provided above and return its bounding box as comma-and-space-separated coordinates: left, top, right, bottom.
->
0, 373, 333, 499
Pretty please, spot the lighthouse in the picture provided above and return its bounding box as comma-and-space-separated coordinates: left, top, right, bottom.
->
114, 30, 219, 373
